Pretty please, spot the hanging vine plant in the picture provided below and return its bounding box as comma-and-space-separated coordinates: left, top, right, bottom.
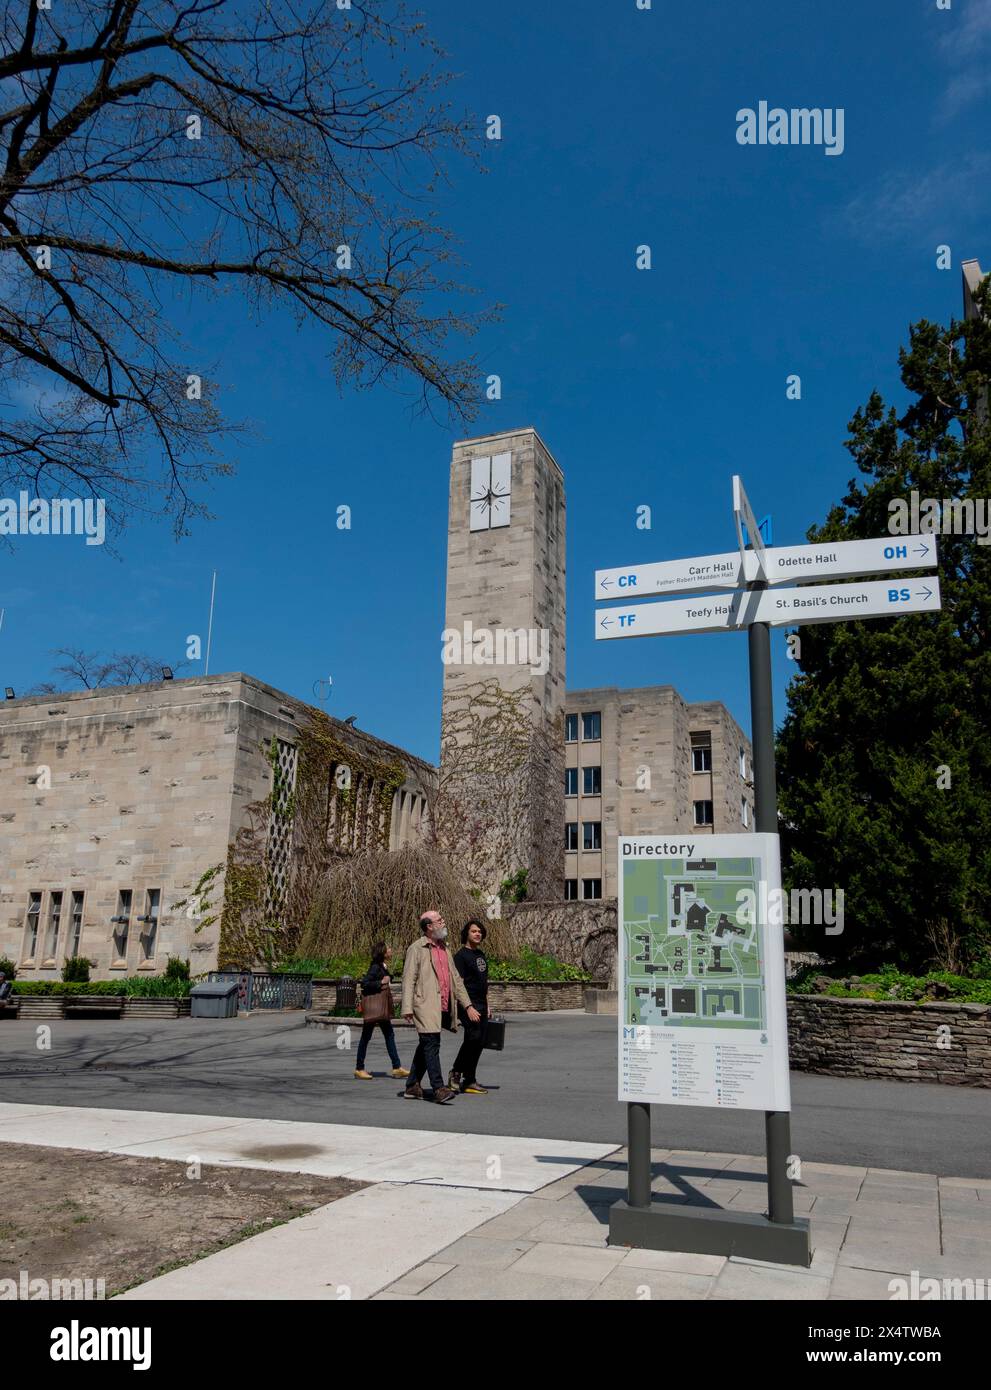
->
214, 706, 414, 968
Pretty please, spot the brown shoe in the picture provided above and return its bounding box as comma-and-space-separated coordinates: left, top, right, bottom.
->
434, 1087, 458, 1104
403, 1082, 423, 1100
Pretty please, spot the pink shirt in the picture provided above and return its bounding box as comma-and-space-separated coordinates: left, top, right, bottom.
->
430, 941, 451, 1012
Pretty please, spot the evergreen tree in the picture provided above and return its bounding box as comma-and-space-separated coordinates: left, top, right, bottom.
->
777, 277, 991, 973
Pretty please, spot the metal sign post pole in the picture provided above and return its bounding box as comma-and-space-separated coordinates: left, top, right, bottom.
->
747, 581, 795, 1227
627, 1101, 652, 1208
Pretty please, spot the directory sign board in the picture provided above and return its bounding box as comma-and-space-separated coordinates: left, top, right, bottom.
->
618, 834, 791, 1112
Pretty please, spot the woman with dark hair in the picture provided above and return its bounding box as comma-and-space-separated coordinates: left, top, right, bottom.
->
449, 919, 491, 1095
354, 942, 409, 1080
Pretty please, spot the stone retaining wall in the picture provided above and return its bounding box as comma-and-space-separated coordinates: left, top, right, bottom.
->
787, 995, 991, 1088
310, 978, 601, 1014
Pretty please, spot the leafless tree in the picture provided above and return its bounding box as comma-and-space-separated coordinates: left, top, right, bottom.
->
0, 1, 486, 537
29, 645, 188, 691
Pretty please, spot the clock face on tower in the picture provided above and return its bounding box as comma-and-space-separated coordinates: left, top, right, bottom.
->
469, 452, 511, 531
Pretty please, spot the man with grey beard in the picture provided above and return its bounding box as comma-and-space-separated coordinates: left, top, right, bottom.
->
401, 909, 479, 1104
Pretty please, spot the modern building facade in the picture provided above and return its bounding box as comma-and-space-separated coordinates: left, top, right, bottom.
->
563, 686, 752, 900
0, 674, 434, 980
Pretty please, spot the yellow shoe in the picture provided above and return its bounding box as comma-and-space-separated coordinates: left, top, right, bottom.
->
390, 1067, 410, 1079
353, 1069, 373, 1080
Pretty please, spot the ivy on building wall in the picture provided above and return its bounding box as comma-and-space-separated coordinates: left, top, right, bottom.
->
211, 707, 412, 968
432, 679, 564, 903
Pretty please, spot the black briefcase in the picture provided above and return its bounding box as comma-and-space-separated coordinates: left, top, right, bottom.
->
483, 1016, 506, 1051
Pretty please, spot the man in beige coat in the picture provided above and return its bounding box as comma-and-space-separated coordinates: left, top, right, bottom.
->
401, 909, 479, 1104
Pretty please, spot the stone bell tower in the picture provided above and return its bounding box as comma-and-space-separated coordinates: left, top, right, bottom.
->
437, 428, 566, 903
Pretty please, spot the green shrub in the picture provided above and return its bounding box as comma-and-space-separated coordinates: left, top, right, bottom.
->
281, 946, 590, 984
487, 948, 590, 983
164, 956, 190, 982
498, 869, 529, 904
61, 956, 93, 983
12, 976, 191, 998
0, 956, 16, 981
788, 964, 991, 1005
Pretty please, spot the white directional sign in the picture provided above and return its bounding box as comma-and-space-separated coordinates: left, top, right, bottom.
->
595, 577, 941, 640
595, 535, 938, 601
762, 535, 937, 587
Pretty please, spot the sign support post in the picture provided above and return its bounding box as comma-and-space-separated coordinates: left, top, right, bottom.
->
748, 572, 795, 1229
627, 1101, 651, 1209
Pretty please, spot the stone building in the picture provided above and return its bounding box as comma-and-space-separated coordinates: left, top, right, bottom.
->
1, 427, 754, 979
437, 427, 566, 901
0, 674, 434, 981
438, 426, 752, 909
563, 686, 752, 901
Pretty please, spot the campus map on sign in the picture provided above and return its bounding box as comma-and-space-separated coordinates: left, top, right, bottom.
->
623, 855, 765, 1032
618, 834, 791, 1112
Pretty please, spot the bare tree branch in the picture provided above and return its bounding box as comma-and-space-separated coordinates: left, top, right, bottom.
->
0, 0, 488, 537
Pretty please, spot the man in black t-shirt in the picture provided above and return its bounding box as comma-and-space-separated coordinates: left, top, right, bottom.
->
449, 919, 491, 1095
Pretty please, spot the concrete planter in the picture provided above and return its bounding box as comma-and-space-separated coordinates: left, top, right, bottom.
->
123, 997, 191, 1019
8, 994, 192, 1019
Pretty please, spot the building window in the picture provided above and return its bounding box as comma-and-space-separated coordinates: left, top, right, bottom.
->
742, 799, 750, 827
581, 711, 601, 741
582, 766, 601, 795
112, 889, 132, 965
43, 891, 63, 963
139, 888, 161, 963
564, 879, 578, 901
582, 821, 602, 851
693, 801, 714, 826
69, 891, 84, 958
565, 767, 578, 796
565, 822, 579, 851
23, 891, 42, 960
690, 732, 712, 772
582, 879, 602, 901
565, 713, 578, 743
739, 746, 747, 779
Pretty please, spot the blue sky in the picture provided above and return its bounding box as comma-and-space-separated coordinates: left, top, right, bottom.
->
2, 0, 989, 763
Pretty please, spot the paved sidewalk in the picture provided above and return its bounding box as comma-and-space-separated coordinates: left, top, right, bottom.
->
375, 1150, 991, 1300
3, 1103, 989, 1300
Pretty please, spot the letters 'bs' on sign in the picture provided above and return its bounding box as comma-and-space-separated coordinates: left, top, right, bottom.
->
595, 577, 942, 640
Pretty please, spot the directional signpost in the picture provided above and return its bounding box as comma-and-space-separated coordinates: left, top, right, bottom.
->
598, 477, 942, 1268
595, 536, 939, 601
596, 577, 941, 640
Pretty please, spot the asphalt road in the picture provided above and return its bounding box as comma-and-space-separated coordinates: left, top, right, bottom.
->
0, 1012, 988, 1178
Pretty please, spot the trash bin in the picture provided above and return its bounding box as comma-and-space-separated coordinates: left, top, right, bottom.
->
190, 981, 240, 1019
335, 976, 357, 1012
